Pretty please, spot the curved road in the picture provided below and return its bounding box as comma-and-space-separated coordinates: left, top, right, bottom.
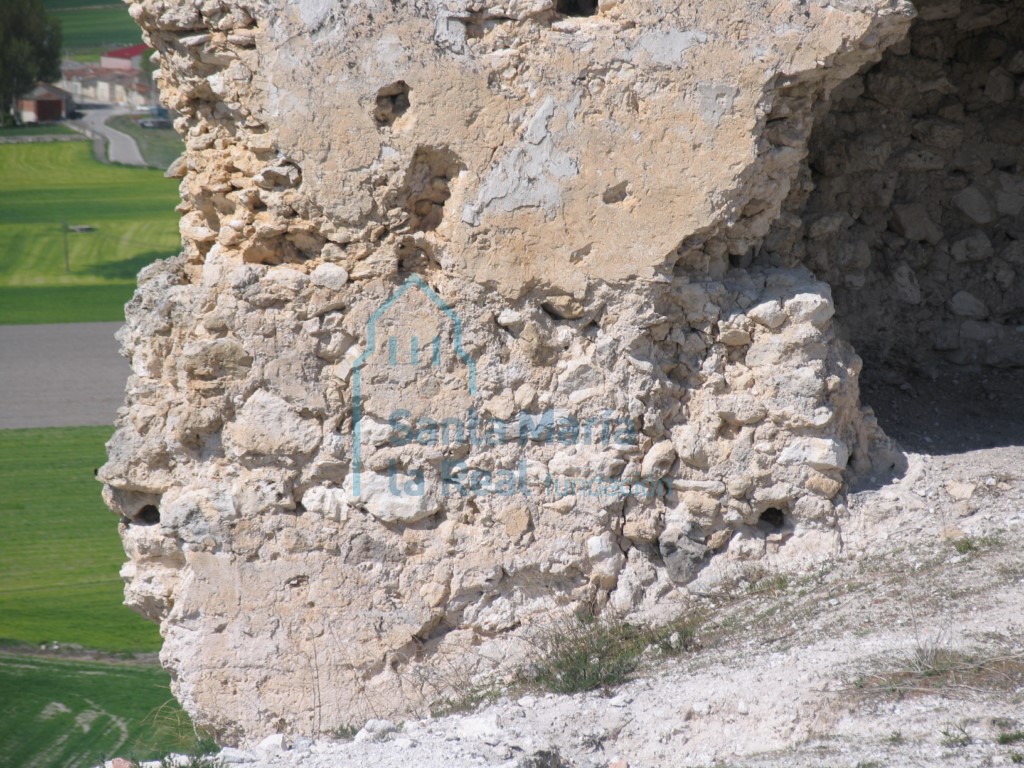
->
0, 322, 129, 429
74, 106, 146, 167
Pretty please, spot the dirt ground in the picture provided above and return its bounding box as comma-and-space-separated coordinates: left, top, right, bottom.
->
0, 322, 128, 429
860, 361, 1024, 456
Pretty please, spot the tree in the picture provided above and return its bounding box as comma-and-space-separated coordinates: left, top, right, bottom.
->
0, 0, 62, 124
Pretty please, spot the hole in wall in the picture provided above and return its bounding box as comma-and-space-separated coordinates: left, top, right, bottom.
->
134, 505, 161, 526
398, 146, 464, 232
765, 0, 1024, 454
758, 507, 785, 531
455, 11, 515, 39
555, 0, 598, 17
602, 181, 629, 204
373, 81, 411, 127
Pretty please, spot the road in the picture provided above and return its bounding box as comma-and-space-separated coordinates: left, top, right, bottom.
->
0, 322, 130, 429
74, 105, 146, 166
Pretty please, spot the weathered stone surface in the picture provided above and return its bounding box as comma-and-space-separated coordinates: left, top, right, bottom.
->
892, 203, 943, 243
95, 0, 963, 746
778, 438, 851, 472
949, 290, 989, 319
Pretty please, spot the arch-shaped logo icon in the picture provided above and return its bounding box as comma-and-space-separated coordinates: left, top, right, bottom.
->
351, 274, 477, 497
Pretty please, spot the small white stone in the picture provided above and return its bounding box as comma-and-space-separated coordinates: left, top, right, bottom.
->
719, 326, 751, 345
891, 203, 942, 243
219, 747, 257, 763
640, 440, 677, 478
311, 262, 350, 291
255, 734, 286, 753
497, 308, 523, 328
354, 719, 397, 743
778, 438, 849, 471
456, 713, 503, 740
784, 291, 834, 327
747, 299, 787, 329
950, 231, 993, 263
952, 186, 995, 225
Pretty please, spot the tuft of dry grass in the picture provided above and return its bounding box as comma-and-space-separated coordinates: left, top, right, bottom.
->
852, 640, 1024, 698
519, 611, 702, 695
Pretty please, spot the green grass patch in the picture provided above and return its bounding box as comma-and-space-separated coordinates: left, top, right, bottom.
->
0, 284, 136, 324
107, 115, 183, 170
44, 0, 122, 10
0, 426, 207, 765
521, 612, 701, 695
999, 732, 1024, 745
51, 5, 142, 56
0, 655, 205, 768
0, 125, 78, 138
952, 537, 976, 554
0, 142, 179, 322
0, 427, 161, 653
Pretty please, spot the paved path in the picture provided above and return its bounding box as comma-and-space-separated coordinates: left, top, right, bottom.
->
0, 322, 130, 429
73, 106, 146, 166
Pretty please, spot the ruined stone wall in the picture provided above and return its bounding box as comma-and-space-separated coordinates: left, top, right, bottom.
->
100, 0, 920, 744
768, 0, 1024, 370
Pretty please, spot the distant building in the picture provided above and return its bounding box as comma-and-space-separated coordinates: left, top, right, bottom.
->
100, 43, 149, 71
59, 56, 154, 109
16, 83, 76, 123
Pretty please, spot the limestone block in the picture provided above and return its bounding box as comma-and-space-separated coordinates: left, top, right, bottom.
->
223, 391, 322, 457
587, 532, 626, 588
891, 203, 943, 243
778, 438, 850, 472
951, 186, 996, 224
948, 290, 989, 319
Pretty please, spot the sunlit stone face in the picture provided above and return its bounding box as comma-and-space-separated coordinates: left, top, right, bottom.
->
101, 0, 913, 743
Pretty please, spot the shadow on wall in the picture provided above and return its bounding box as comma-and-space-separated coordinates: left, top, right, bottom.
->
860, 364, 1024, 455
777, 0, 1024, 456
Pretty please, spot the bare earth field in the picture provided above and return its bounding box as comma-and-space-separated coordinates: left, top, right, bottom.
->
0, 322, 128, 429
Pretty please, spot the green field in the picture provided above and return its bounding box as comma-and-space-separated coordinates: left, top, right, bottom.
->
50, 5, 143, 58
0, 427, 162, 652
0, 656, 206, 768
0, 142, 179, 323
0, 125, 79, 138
44, 0, 121, 10
0, 285, 137, 324
108, 115, 183, 171
0, 427, 206, 767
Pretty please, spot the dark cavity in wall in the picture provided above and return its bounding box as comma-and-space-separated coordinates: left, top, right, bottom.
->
556, 0, 598, 18
397, 147, 464, 232
374, 81, 411, 127
773, 0, 1024, 453
758, 508, 786, 531
135, 505, 161, 525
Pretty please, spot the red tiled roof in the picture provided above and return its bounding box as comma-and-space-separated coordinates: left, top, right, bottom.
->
25, 82, 74, 100
104, 43, 149, 59
63, 65, 138, 83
